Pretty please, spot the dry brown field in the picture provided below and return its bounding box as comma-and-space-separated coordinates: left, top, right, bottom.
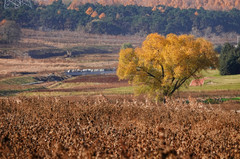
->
18, 29, 240, 54
4, 29, 143, 55
1, 29, 238, 59
0, 96, 239, 158
21, 29, 144, 48
0, 56, 118, 77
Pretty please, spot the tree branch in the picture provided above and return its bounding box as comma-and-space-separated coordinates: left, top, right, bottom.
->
136, 66, 163, 84
137, 66, 156, 78
160, 64, 164, 78
168, 68, 200, 96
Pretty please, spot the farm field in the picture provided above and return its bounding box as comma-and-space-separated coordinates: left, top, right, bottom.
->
1, 29, 144, 59
15, 69, 240, 99
1, 29, 240, 99
1, 29, 238, 59
0, 57, 240, 102
0, 96, 239, 158
0, 47, 240, 101
0, 58, 240, 112
0, 56, 239, 158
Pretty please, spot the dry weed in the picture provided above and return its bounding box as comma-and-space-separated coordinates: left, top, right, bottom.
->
0, 96, 239, 158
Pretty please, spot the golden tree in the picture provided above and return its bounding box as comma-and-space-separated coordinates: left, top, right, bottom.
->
117, 33, 218, 99
91, 11, 98, 18
67, 0, 79, 11
152, 6, 157, 11
86, 7, 93, 15
99, 13, 106, 19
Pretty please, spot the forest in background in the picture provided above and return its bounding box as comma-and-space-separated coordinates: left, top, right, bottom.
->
1, 0, 240, 36
37, 0, 240, 11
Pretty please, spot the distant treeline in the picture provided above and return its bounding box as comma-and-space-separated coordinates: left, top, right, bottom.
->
1, 0, 240, 35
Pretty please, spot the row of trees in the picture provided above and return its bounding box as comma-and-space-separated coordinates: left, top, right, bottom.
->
66, 0, 240, 11
1, 1, 240, 35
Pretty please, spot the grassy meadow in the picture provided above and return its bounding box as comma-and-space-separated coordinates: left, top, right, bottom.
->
182, 69, 240, 91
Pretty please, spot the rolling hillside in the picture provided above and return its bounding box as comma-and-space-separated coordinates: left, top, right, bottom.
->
35, 0, 240, 11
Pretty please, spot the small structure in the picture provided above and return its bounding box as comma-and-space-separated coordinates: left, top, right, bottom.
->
4, 0, 32, 9
65, 68, 116, 76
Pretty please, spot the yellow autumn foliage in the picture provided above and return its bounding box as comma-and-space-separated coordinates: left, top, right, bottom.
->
99, 13, 106, 19
0, 19, 7, 26
91, 11, 98, 18
67, 0, 79, 10
152, 6, 157, 11
86, 7, 93, 15
117, 33, 218, 99
36, 0, 240, 11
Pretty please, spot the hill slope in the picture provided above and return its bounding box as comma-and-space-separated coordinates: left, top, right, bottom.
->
36, 0, 240, 10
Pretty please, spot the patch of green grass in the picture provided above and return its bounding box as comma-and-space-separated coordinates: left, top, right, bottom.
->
0, 76, 46, 96
183, 83, 240, 91
0, 87, 44, 96
0, 90, 22, 96
20, 91, 96, 97
201, 69, 221, 77
202, 98, 223, 104
221, 97, 240, 102
69, 45, 116, 56
48, 82, 100, 89
103, 86, 134, 94
0, 76, 36, 85
202, 97, 240, 104
183, 70, 240, 91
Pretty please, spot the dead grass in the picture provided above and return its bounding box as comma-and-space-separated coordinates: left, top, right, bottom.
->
0, 55, 118, 76
0, 96, 239, 158
20, 29, 240, 50
0, 58, 76, 75
21, 29, 145, 49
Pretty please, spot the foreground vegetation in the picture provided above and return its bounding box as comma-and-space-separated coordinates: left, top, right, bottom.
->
0, 96, 239, 158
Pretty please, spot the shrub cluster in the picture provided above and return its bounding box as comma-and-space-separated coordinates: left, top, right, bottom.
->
219, 43, 240, 75
0, 20, 21, 44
